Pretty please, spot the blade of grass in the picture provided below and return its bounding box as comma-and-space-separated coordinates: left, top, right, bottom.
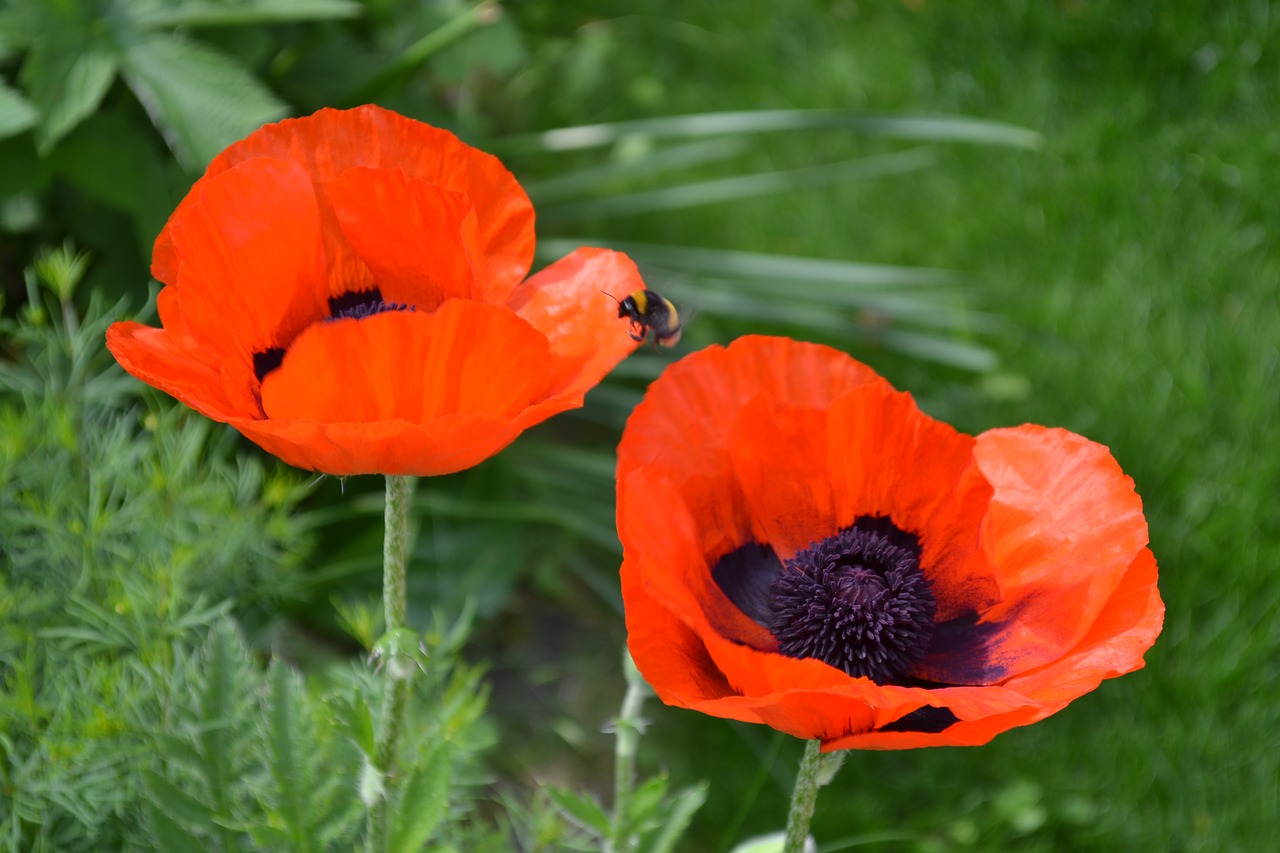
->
522, 137, 749, 204
537, 146, 936, 223
498, 108, 1043, 153
538, 239, 958, 288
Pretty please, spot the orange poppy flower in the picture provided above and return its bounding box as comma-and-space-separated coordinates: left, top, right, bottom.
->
618, 336, 1163, 750
107, 105, 645, 476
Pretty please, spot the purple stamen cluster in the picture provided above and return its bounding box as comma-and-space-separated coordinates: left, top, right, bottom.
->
769, 521, 936, 684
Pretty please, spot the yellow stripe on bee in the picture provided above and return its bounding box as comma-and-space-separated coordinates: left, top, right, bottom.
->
631, 291, 649, 313
664, 301, 679, 327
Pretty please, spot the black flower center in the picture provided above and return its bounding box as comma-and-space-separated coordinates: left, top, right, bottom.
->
252, 287, 415, 382
768, 518, 936, 684
326, 287, 415, 322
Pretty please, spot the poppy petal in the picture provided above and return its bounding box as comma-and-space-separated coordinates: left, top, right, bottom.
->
824, 382, 1000, 629
260, 301, 554, 425
229, 413, 529, 477
1001, 546, 1163, 708
924, 426, 1150, 682
618, 336, 883, 488
162, 156, 329, 367
622, 551, 739, 705
106, 322, 259, 421
726, 396, 839, 558
156, 105, 534, 299
326, 167, 480, 311
507, 247, 646, 407
617, 336, 1161, 751
618, 466, 775, 652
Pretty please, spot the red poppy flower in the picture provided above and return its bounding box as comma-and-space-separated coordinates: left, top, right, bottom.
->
107, 105, 645, 476
618, 336, 1163, 750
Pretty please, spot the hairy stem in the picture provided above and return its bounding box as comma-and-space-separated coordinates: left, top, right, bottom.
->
367, 474, 416, 852
783, 739, 839, 853
606, 651, 650, 853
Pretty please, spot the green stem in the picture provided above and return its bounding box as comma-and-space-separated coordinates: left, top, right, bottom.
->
606, 651, 649, 853
783, 740, 826, 853
367, 474, 416, 853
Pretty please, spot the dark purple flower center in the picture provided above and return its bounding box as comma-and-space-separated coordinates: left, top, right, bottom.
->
327, 287, 415, 322
769, 519, 936, 684
252, 287, 415, 382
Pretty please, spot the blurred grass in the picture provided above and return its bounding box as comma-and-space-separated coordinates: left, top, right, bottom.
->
5, 0, 1274, 849
470, 1, 1279, 850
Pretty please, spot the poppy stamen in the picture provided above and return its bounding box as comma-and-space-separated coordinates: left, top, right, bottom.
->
327, 286, 416, 321
769, 518, 936, 684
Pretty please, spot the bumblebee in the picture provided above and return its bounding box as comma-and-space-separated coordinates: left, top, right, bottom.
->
610, 290, 683, 348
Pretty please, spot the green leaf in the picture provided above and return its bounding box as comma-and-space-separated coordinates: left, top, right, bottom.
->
524, 138, 748, 204
198, 620, 242, 826
388, 745, 453, 853
0, 80, 37, 140
268, 663, 311, 853
647, 782, 708, 853
538, 147, 936, 223
545, 785, 610, 838
20, 44, 118, 153
120, 34, 287, 171
143, 793, 209, 851
537, 240, 957, 288
498, 108, 1043, 153
138, 0, 363, 28
334, 689, 377, 760
727, 831, 787, 853
143, 769, 215, 829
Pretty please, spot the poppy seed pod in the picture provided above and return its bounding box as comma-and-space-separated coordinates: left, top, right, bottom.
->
108, 106, 645, 476
618, 336, 1163, 750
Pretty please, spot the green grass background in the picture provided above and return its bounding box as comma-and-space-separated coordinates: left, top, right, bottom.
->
492, 1, 1278, 850
4, 0, 1276, 849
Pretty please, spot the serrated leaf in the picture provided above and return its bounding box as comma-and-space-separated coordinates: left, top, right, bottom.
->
334, 688, 377, 759
143, 769, 215, 827
120, 34, 287, 171
0, 80, 37, 140
198, 620, 242, 824
139, 0, 362, 28
20, 44, 118, 153
249, 824, 296, 849
647, 783, 708, 853
268, 662, 311, 852
143, 793, 208, 851
545, 785, 610, 838
388, 746, 453, 853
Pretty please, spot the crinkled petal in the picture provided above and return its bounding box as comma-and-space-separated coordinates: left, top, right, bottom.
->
260, 301, 554, 425
507, 247, 645, 404
155, 105, 534, 299
229, 413, 528, 477
162, 156, 329, 370
924, 426, 1150, 683
724, 397, 839, 558
617, 336, 882, 488
106, 322, 260, 421
825, 382, 1000, 631
327, 167, 480, 311
618, 466, 773, 652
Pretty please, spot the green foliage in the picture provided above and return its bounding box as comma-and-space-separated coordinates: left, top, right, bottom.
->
0, 0, 360, 160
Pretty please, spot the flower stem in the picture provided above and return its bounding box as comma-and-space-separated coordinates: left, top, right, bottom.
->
783, 740, 839, 853
606, 651, 649, 853
367, 474, 416, 852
